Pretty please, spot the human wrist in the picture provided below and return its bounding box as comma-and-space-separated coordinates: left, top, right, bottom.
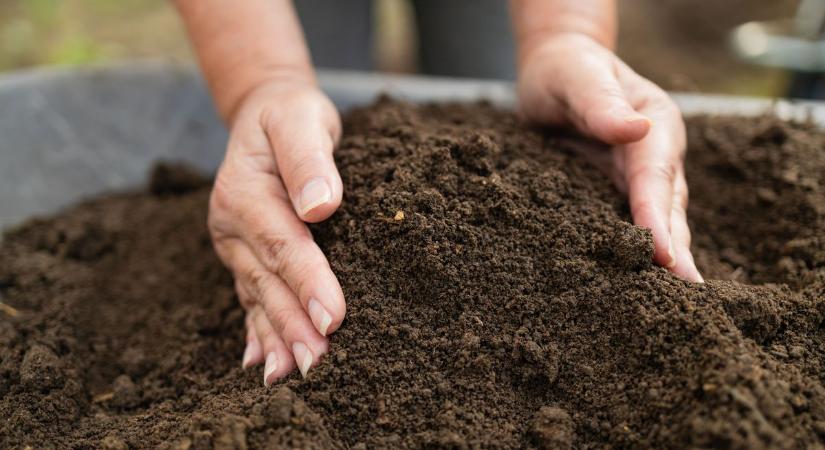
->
511, 0, 616, 67
517, 31, 609, 71
219, 66, 317, 126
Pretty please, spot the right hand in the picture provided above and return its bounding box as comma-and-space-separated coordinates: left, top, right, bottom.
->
208, 76, 346, 385
516, 33, 703, 282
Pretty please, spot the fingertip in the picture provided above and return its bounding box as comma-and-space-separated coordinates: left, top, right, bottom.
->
308, 298, 334, 336
305, 282, 346, 337
620, 114, 653, 142
263, 352, 279, 386
599, 112, 651, 145
275, 309, 330, 365
672, 259, 704, 284
685, 260, 705, 284
242, 337, 263, 369
637, 215, 674, 270
296, 175, 342, 223
265, 349, 297, 383
672, 249, 704, 284
665, 237, 677, 269
286, 336, 328, 379
315, 280, 347, 336
264, 350, 298, 385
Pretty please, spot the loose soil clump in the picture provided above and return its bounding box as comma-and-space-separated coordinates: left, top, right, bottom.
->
2, 99, 825, 449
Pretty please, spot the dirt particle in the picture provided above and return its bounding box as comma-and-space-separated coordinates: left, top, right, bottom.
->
611, 222, 654, 270
531, 406, 575, 450
213, 415, 250, 450
101, 434, 129, 450
710, 282, 783, 344
111, 374, 140, 409
19, 344, 63, 389
262, 387, 296, 426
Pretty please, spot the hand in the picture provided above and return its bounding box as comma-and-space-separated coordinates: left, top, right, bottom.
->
517, 33, 703, 282
208, 77, 346, 385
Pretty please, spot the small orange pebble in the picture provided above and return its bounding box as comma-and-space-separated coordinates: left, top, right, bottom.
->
0, 302, 19, 317
93, 392, 114, 403
394, 211, 405, 221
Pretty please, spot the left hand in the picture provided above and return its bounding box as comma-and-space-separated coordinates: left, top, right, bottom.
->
517, 32, 703, 282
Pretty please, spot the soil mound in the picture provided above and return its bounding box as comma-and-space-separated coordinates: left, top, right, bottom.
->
2, 99, 825, 449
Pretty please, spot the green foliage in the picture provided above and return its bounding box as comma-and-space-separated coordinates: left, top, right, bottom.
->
0, 0, 190, 71
47, 36, 105, 66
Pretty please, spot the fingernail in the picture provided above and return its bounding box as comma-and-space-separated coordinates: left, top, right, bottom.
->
625, 114, 652, 126
300, 177, 332, 216
292, 342, 313, 378
690, 254, 704, 283
242, 339, 260, 369
666, 239, 677, 269
263, 352, 278, 387
307, 298, 333, 336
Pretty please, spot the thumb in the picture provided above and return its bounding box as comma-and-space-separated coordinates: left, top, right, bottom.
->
264, 99, 343, 223
560, 60, 652, 145
526, 36, 652, 145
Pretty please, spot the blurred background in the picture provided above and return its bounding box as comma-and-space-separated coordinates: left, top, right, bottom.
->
0, 0, 809, 97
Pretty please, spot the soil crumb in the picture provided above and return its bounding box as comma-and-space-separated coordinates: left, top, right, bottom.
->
2, 99, 825, 449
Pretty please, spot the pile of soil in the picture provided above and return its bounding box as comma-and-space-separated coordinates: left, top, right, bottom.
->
2, 99, 825, 449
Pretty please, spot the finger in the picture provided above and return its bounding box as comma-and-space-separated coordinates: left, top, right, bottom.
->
249, 305, 295, 386
621, 98, 684, 270
233, 244, 329, 379
263, 95, 343, 223
669, 172, 704, 282
226, 177, 346, 337
548, 50, 651, 144
210, 160, 346, 338
242, 312, 264, 369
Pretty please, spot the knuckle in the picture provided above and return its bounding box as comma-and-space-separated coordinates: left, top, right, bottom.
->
288, 259, 319, 298
289, 152, 324, 177
327, 113, 343, 144
650, 92, 681, 120
259, 327, 278, 345
257, 233, 301, 275
630, 162, 677, 186
240, 267, 271, 305
581, 88, 624, 116
234, 281, 255, 310
207, 172, 237, 234
671, 201, 687, 217
237, 290, 257, 310
676, 181, 689, 206
209, 169, 234, 212
269, 307, 301, 335
653, 162, 677, 181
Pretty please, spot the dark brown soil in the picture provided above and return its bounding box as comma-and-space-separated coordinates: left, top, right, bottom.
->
2, 99, 825, 449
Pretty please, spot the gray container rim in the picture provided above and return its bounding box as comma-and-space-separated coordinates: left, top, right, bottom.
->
1, 61, 824, 230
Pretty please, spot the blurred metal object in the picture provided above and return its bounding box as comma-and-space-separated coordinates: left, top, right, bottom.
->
730, 0, 825, 98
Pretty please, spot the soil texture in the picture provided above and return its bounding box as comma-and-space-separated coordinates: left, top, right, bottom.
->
2, 99, 825, 449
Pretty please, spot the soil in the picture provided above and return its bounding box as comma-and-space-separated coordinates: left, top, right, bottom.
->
2, 99, 825, 449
